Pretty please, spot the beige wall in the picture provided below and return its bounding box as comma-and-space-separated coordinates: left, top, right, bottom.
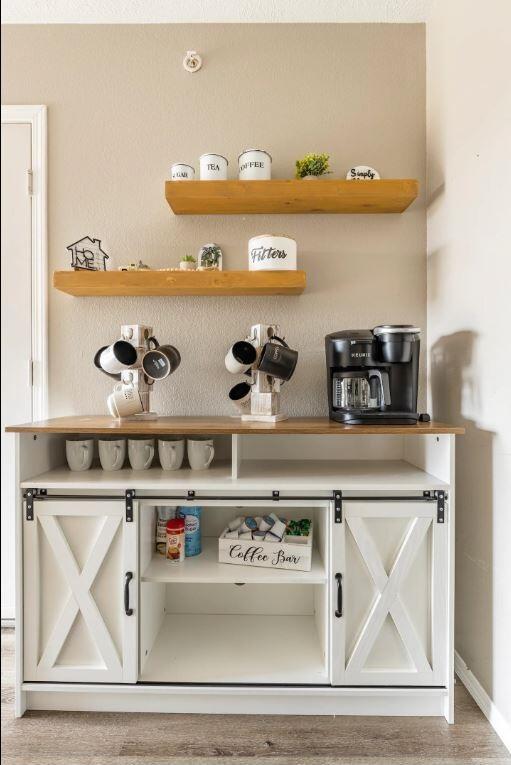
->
427, 0, 511, 732
2, 23, 425, 417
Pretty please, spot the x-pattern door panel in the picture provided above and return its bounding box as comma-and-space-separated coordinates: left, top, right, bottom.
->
24, 500, 137, 683
331, 500, 447, 686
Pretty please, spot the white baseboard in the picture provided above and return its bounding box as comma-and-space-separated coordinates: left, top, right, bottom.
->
455, 650, 511, 753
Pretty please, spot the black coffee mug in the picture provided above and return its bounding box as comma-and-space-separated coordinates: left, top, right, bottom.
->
257, 337, 298, 381
142, 337, 181, 381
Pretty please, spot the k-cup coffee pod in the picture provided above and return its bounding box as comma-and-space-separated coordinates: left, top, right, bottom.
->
224, 530, 239, 539
252, 530, 266, 540
239, 531, 253, 540
259, 515, 275, 532
269, 512, 281, 525
228, 516, 244, 532
239, 517, 258, 533
264, 531, 280, 543
267, 519, 286, 541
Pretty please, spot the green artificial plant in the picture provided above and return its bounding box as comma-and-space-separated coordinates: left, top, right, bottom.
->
295, 153, 331, 179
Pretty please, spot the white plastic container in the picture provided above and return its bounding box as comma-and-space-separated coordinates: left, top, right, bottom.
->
200, 154, 228, 180
170, 163, 195, 181
248, 234, 297, 271
238, 149, 272, 180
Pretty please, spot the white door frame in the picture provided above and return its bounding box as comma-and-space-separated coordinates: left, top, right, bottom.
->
1, 105, 48, 419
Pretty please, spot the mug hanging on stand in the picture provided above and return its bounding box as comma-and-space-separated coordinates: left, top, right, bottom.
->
107, 383, 144, 419
257, 337, 298, 381
99, 340, 138, 375
142, 338, 181, 381
228, 381, 252, 413
225, 340, 257, 374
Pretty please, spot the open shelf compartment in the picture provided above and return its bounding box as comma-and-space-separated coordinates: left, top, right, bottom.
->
138, 500, 330, 684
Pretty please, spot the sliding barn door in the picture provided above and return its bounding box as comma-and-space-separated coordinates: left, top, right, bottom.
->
24, 499, 137, 683
331, 499, 447, 686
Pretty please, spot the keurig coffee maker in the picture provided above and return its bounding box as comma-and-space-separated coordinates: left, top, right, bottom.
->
325, 325, 424, 425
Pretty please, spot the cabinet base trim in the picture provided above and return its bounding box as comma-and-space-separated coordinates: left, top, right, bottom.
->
22, 684, 449, 718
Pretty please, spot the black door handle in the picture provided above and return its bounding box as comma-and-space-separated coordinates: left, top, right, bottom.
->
335, 572, 343, 617
124, 571, 134, 615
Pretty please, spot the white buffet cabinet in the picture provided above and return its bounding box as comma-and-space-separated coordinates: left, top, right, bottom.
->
8, 418, 461, 720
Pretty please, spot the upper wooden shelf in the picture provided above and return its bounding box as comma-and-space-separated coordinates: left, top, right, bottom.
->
53, 269, 306, 297
6, 416, 465, 436
165, 179, 419, 215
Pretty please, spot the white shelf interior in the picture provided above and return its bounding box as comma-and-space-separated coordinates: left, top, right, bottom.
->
139, 613, 328, 685
234, 460, 449, 491
21, 459, 448, 490
142, 537, 327, 584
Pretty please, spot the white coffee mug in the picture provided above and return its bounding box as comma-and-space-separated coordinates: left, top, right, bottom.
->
128, 438, 155, 470
99, 340, 138, 375
99, 438, 126, 471
158, 437, 185, 471
225, 340, 257, 374
187, 438, 215, 470
66, 438, 94, 472
107, 383, 144, 419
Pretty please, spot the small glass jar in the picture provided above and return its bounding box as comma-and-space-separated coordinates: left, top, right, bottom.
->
166, 518, 185, 563
156, 507, 176, 555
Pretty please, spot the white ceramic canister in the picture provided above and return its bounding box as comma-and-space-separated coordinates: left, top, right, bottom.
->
199, 154, 228, 180
238, 149, 272, 180
248, 234, 297, 271
170, 163, 195, 181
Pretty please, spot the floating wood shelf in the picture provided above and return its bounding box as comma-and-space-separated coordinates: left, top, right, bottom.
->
53, 269, 306, 297
165, 179, 419, 215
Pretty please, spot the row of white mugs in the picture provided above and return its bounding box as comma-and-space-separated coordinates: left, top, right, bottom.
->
65, 436, 214, 472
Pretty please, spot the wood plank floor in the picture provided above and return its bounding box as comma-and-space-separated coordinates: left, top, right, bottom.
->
1, 629, 509, 765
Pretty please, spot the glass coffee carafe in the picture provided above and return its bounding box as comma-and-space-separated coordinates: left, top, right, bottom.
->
333, 370, 391, 412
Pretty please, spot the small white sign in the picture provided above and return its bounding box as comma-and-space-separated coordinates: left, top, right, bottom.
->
346, 165, 381, 180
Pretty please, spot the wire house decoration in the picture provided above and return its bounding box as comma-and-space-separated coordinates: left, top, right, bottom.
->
67, 236, 109, 271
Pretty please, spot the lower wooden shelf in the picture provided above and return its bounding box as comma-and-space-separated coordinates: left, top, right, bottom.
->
53, 269, 306, 297
141, 537, 327, 584
139, 614, 327, 684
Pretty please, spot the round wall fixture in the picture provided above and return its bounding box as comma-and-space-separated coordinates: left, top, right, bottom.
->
183, 51, 202, 72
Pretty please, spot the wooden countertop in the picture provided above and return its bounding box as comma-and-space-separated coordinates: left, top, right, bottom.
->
5, 416, 464, 436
